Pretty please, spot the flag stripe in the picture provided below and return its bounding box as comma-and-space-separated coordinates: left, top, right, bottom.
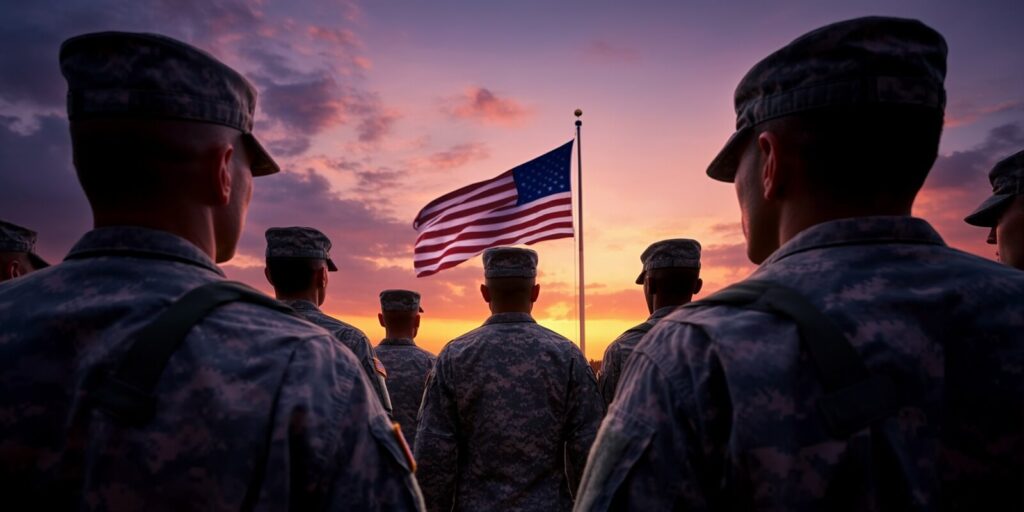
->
414, 216, 576, 263
415, 194, 571, 245
414, 199, 572, 254
416, 187, 519, 236
415, 223, 575, 276
413, 172, 514, 229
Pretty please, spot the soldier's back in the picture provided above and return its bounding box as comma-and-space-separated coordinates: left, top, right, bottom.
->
0, 227, 421, 511
375, 339, 436, 446
418, 312, 603, 511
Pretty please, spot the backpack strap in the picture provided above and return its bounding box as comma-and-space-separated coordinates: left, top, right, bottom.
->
684, 279, 900, 438
90, 281, 295, 426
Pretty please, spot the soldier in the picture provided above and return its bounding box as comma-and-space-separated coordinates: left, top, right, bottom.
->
964, 149, 1024, 270
576, 17, 1024, 511
598, 239, 702, 405
0, 32, 422, 510
415, 247, 605, 512
0, 219, 49, 282
264, 226, 394, 415
374, 289, 436, 448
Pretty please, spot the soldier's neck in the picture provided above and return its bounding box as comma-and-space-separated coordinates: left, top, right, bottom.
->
275, 289, 322, 306
385, 328, 415, 340
778, 199, 913, 247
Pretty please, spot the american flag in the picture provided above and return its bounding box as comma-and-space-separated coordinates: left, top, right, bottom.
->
413, 141, 575, 277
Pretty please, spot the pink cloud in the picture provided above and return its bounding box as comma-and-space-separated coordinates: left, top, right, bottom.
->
583, 40, 641, 64
423, 142, 491, 170
945, 100, 1024, 128
444, 87, 531, 125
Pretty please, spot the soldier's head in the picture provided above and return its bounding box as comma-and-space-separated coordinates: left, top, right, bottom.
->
0, 220, 49, 282
706, 17, 947, 264
635, 239, 703, 313
965, 150, 1024, 269
60, 32, 279, 263
479, 247, 540, 314
378, 289, 423, 339
264, 227, 338, 305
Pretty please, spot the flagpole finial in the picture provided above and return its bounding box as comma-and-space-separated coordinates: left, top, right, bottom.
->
574, 109, 582, 126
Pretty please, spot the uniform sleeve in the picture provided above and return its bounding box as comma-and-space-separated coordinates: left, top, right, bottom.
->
341, 328, 394, 417
598, 341, 621, 406
261, 334, 424, 511
412, 350, 459, 512
565, 348, 606, 494
574, 322, 728, 512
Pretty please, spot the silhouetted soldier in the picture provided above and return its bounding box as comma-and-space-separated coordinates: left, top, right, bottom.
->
374, 289, 436, 448
599, 239, 702, 405
415, 247, 604, 511
0, 32, 422, 510
576, 17, 1024, 511
964, 149, 1024, 270
0, 219, 49, 282
264, 226, 393, 415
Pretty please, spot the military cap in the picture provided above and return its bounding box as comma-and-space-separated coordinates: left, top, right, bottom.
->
964, 149, 1024, 227
635, 238, 701, 284
707, 16, 947, 182
380, 289, 424, 313
265, 227, 338, 271
0, 220, 49, 269
59, 31, 279, 176
483, 247, 538, 278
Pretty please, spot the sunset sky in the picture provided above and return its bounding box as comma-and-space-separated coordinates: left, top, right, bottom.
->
1, 0, 1022, 358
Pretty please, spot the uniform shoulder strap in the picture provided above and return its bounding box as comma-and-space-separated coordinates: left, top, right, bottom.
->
90, 280, 296, 426
624, 321, 654, 335
684, 279, 900, 438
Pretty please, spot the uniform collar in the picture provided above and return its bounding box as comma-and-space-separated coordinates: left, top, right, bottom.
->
763, 216, 945, 266
380, 337, 416, 346
280, 299, 320, 312
484, 312, 536, 325
65, 226, 224, 276
649, 305, 679, 322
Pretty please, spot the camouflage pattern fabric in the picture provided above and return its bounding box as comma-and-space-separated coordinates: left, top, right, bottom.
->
574, 217, 1024, 511
597, 305, 677, 405
0, 218, 48, 267
282, 299, 394, 416
415, 312, 605, 512
0, 227, 423, 510
375, 338, 436, 448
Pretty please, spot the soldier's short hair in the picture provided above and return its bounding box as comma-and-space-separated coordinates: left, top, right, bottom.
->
266, 257, 326, 294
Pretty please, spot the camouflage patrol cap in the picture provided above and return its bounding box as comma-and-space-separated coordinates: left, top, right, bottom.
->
482, 247, 538, 278
635, 238, 701, 285
964, 149, 1024, 227
707, 16, 947, 182
59, 31, 280, 176
380, 289, 424, 313
0, 220, 49, 268
265, 227, 338, 271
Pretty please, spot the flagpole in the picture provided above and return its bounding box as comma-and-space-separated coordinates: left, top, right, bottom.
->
574, 109, 585, 359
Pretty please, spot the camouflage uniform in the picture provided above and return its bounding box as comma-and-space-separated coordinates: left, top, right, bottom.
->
415, 247, 605, 512
374, 290, 436, 448
0, 219, 50, 270
599, 239, 701, 404
0, 32, 422, 510
266, 227, 394, 415
964, 149, 1024, 227
577, 17, 1024, 511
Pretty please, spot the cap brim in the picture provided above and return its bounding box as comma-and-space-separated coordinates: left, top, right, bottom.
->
964, 194, 1015, 227
243, 133, 280, 177
28, 252, 49, 269
635, 270, 645, 285
326, 257, 338, 272
419, 306, 425, 313
706, 128, 750, 183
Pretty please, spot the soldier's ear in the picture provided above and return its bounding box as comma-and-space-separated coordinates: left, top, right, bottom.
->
480, 283, 491, 303
693, 277, 704, 295
757, 131, 780, 201
530, 283, 540, 303
213, 143, 235, 206
263, 266, 273, 286
378, 313, 385, 327
3, 259, 19, 280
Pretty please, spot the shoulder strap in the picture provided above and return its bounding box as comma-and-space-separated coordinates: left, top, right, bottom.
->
685, 279, 900, 438
90, 281, 295, 426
